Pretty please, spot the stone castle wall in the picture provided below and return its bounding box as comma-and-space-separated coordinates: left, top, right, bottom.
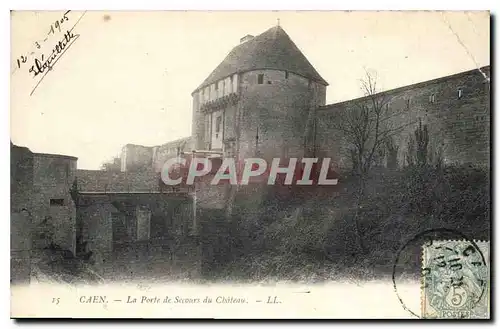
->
120, 144, 154, 172
312, 67, 490, 169
10, 145, 34, 284
237, 69, 326, 162
76, 169, 162, 192
31, 153, 78, 253
151, 137, 193, 173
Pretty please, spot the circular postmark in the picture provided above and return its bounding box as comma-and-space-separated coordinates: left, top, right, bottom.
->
392, 228, 488, 319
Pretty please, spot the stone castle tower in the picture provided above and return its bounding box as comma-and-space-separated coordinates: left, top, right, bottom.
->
191, 25, 328, 163
132, 24, 488, 174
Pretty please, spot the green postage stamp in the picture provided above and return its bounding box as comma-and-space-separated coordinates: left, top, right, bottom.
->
421, 240, 490, 319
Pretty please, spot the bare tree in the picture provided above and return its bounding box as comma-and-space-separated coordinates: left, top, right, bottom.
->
331, 70, 413, 252
333, 70, 412, 176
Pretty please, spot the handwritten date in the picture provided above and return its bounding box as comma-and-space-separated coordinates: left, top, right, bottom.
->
15, 10, 72, 69
48, 10, 71, 36
28, 30, 78, 78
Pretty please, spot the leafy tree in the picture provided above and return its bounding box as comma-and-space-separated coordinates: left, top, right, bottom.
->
406, 118, 429, 168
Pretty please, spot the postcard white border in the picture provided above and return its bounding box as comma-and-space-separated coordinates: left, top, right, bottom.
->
3, 1, 498, 328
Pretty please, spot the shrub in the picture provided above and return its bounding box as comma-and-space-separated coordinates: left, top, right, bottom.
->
210, 164, 490, 281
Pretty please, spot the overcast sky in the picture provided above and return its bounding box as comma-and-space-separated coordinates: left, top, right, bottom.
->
10, 11, 490, 169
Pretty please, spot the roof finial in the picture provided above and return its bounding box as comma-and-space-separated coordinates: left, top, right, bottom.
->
277, 18, 280, 27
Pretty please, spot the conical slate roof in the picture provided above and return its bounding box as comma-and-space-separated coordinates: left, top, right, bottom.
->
193, 25, 328, 93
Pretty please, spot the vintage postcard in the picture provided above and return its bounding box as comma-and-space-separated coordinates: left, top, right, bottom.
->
10, 10, 490, 319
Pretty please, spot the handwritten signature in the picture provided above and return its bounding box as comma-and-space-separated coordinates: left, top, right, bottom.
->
29, 30, 79, 78
29, 30, 81, 96
13, 11, 87, 96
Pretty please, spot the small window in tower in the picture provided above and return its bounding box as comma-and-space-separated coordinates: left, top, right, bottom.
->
257, 74, 264, 84
406, 98, 411, 109
429, 94, 436, 103
215, 82, 218, 90
50, 198, 64, 206
458, 88, 463, 99
285, 71, 289, 79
